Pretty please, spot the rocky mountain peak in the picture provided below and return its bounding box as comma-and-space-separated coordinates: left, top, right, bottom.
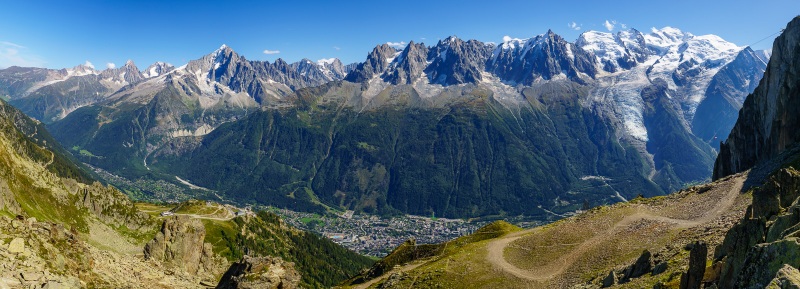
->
143, 61, 175, 78
344, 44, 398, 82
382, 41, 429, 84
69, 63, 97, 76
424, 37, 491, 85
488, 30, 596, 84
98, 59, 144, 84
714, 16, 800, 179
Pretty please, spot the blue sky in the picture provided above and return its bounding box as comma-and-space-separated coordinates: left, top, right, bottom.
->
1, 0, 798, 69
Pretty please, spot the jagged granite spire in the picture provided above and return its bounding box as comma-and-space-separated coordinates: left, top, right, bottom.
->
714, 16, 800, 179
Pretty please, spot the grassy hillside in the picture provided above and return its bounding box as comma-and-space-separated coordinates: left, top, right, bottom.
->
342, 173, 752, 288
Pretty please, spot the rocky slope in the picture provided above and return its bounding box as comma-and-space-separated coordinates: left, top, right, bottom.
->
0, 97, 373, 288
702, 16, 800, 289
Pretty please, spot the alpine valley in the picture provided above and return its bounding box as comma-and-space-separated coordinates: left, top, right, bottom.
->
1, 4, 800, 288
0, 25, 770, 220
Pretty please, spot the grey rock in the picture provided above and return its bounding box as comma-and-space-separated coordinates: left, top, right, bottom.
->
20, 271, 42, 281
344, 44, 398, 83
425, 37, 492, 85
144, 216, 222, 276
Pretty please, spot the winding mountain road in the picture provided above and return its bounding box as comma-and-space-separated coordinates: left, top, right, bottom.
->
485, 176, 744, 281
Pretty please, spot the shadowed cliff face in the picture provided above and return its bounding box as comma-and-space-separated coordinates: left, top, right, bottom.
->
714, 17, 800, 179
707, 16, 800, 289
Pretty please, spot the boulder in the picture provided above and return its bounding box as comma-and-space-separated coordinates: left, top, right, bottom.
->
216, 256, 300, 289
20, 271, 42, 281
652, 261, 668, 275
768, 264, 800, 289
620, 250, 653, 283
601, 270, 616, 288
7, 238, 24, 253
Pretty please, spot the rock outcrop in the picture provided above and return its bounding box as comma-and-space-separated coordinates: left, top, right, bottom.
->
78, 182, 152, 230
216, 256, 300, 289
714, 16, 800, 179
620, 249, 654, 283
143, 215, 224, 276
713, 168, 800, 288
680, 241, 707, 289
768, 264, 800, 289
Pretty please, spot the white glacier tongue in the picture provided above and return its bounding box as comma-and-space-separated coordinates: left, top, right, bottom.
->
581, 26, 743, 142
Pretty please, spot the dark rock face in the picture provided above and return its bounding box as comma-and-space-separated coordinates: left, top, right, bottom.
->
425, 37, 492, 85
143, 216, 223, 276
620, 250, 653, 283
601, 270, 617, 288
344, 44, 397, 83
383, 41, 429, 85
680, 241, 707, 289
714, 17, 800, 179
692, 47, 769, 145
216, 256, 300, 289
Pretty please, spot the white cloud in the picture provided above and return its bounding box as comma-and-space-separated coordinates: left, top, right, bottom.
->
333, 46, 341, 50
0, 41, 25, 49
262, 49, 280, 55
604, 20, 617, 31
502, 36, 512, 42
386, 41, 407, 49
0, 41, 45, 68
317, 58, 336, 65
568, 22, 581, 31
84, 60, 94, 69
621, 23, 628, 30
106, 62, 116, 69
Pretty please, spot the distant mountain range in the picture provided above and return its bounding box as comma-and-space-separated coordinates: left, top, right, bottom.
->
0, 26, 770, 218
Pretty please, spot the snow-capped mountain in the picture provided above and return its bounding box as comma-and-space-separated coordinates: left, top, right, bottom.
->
0, 26, 770, 218
0, 44, 353, 122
